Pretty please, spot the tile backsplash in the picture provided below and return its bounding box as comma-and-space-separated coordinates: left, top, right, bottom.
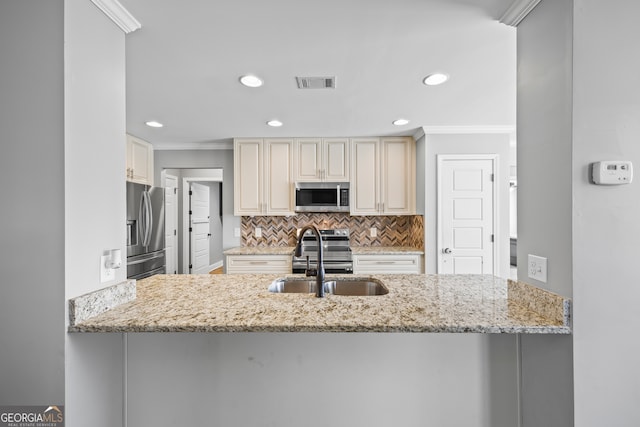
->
241, 214, 424, 248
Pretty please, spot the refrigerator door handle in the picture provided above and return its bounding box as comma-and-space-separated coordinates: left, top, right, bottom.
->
138, 192, 146, 246
145, 190, 153, 247
127, 250, 164, 265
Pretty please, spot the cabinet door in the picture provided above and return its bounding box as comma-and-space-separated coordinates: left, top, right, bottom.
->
127, 135, 153, 185
323, 138, 349, 181
234, 139, 263, 215
264, 139, 294, 215
295, 138, 322, 181
350, 138, 380, 215
381, 137, 415, 215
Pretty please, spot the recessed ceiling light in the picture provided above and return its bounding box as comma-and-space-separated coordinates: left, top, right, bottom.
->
240, 75, 263, 88
145, 120, 164, 128
393, 119, 410, 126
267, 119, 283, 127
423, 73, 449, 86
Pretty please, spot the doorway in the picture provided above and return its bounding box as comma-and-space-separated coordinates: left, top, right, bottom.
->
162, 168, 224, 274
437, 154, 498, 274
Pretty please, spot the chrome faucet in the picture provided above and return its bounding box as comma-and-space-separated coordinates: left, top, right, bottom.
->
295, 225, 325, 297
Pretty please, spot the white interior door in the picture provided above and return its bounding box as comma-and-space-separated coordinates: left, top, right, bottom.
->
190, 183, 210, 274
164, 174, 178, 274
437, 155, 497, 274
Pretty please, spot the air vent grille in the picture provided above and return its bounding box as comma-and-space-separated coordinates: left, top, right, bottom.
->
296, 76, 336, 89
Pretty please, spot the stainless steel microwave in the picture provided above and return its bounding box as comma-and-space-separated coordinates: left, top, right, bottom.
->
294, 182, 350, 213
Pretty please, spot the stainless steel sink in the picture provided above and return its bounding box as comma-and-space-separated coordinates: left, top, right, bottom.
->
268, 277, 388, 296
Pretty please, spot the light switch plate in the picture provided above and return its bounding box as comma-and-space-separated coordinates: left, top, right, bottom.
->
100, 255, 115, 283
254, 227, 262, 238
528, 254, 547, 283
370, 227, 377, 238
234, 227, 241, 237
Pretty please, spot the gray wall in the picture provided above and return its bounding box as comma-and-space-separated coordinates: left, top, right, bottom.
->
64, 1, 127, 425
517, 1, 574, 426
0, 0, 65, 405
424, 133, 512, 279
155, 150, 241, 251
571, 0, 640, 425
127, 333, 518, 427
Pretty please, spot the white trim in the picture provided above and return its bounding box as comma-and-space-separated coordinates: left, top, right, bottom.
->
90, 0, 141, 34
422, 125, 515, 135
207, 260, 224, 273
436, 154, 499, 275
499, 0, 542, 27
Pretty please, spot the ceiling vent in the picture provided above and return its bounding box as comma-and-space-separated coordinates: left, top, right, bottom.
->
295, 76, 336, 89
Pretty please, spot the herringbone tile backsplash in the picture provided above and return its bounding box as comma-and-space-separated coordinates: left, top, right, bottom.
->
241, 214, 424, 248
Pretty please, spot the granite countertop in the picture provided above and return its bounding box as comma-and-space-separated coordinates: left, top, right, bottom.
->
68, 274, 571, 334
224, 246, 424, 255
224, 246, 295, 255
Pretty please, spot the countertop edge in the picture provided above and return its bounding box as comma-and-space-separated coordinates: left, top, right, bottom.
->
68, 275, 571, 334
68, 280, 136, 326
68, 324, 572, 334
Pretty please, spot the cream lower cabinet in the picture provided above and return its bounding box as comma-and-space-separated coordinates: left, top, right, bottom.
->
226, 255, 292, 274
350, 137, 415, 215
294, 138, 349, 182
126, 134, 154, 185
234, 138, 294, 216
353, 254, 423, 274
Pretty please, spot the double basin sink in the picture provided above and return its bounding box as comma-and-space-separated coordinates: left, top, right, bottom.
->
268, 277, 389, 296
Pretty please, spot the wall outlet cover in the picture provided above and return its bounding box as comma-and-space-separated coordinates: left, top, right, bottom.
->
528, 254, 547, 283
370, 227, 377, 238
234, 227, 241, 237
255, 227, 262, 238
100, 255, 115, 283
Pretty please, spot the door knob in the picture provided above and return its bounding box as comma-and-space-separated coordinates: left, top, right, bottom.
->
442, 248, 452, 254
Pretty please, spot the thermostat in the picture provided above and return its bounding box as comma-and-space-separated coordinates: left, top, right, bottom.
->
591, 161, 633, 185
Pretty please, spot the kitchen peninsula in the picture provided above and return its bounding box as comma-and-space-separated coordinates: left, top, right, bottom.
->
68, 273, 570, 334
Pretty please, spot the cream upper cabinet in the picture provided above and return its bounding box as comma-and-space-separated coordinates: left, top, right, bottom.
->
234, 138, 294, 216
126, 134, 154, 185
294, 138, 349, 182
350, 137, 415, 216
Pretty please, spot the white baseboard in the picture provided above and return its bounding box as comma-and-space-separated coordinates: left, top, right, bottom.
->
208, 260, 223, 272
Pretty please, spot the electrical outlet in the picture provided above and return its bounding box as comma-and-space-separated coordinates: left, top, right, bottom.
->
234, 227, 241, 237
100, 255, 115, 283
370, 227, 377, 238
528, 254, 547, 283
255, 227, 262, 238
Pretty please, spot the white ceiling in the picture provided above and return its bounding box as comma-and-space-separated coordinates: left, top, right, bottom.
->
120, 0, 517, 149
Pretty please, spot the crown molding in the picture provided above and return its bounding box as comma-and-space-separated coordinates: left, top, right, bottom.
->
499, 0, 542, 27
90, 0, 141, 34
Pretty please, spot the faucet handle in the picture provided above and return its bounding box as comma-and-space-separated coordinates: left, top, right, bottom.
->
305, 268, 317, 277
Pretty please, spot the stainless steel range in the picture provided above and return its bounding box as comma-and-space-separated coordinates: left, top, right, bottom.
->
292, 228, 353, 274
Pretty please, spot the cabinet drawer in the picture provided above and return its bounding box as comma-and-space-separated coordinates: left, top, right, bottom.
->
226, 255, 292, 274
353, 254, 423, 274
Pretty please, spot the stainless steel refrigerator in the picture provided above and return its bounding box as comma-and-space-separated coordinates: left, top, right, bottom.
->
126, 182, 165, 279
